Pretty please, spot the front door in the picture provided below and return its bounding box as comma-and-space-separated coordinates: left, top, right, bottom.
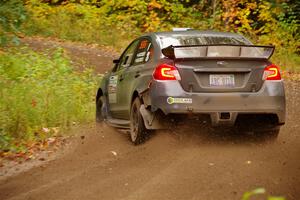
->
108, 40, 139, 119
116, 38, 154, 119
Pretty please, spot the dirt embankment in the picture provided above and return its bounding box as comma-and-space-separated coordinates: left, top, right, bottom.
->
0, 38, 299, 200
22, 37, 119, 74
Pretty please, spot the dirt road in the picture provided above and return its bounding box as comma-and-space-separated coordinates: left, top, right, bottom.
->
0, 38, 299, 200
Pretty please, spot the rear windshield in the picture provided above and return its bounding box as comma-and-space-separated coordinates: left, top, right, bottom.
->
159, 35, 251, 48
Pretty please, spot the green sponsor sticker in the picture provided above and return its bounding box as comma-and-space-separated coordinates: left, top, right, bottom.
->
167, 97, 192, 105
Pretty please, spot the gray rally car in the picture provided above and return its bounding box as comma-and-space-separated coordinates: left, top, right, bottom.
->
96, 30, 286, 144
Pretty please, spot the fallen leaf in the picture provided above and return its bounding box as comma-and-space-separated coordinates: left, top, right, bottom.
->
110, 151, 117, 156
246, 160, 252, 164
47, 137, 56, 144
42, 127, 50, 133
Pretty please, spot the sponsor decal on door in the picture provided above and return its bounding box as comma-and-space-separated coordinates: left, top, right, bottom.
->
108, 75, 118, 103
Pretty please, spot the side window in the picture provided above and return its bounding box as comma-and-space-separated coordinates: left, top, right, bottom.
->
134, 39, 153, 65
118, 40, 139, 70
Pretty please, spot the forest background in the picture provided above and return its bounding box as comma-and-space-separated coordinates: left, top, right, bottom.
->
10, 0, 300, 70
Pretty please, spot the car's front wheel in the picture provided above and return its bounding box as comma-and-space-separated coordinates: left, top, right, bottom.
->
130, 97, 147, 145
96, 96, 105, 122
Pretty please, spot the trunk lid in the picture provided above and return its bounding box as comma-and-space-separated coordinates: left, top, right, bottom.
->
175, 59, 269, 93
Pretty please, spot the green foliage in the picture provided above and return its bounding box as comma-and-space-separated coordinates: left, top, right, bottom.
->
97, 0, 206, 32
21, 0, 299, 72
0, 0, 27, 46
242, 188, 285, 200
0, 47, 100, 151
219, 0, 299, 71
23, 1, 139, 49
22, 0, 209, 49
263, 3, 300, 72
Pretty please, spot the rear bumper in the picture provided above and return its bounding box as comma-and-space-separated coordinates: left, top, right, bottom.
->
149, 80, 286, 126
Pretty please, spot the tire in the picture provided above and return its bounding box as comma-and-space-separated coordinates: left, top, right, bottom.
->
256, 128, 280, 141
130, 97, 147, 145
96, 96, 105, 122
236, 120, 280, 142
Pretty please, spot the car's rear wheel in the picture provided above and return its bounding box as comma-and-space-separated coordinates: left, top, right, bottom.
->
130, 97, 147, 145
256, 128, 280, 141
96, 96, 105, 122
238, 126, 280, 142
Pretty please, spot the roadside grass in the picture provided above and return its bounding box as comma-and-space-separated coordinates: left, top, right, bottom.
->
0, 47, 100, 153
272, 52, 300, 73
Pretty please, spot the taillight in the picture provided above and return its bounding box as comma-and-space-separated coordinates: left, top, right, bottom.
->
153, 63, 181, 80
263, 64, 281, 80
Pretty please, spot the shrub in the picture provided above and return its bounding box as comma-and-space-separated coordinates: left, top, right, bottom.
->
23, 2, 137, 50
0, 0, 27, 46
0, 47, 100, 151
21, 0, 299, 72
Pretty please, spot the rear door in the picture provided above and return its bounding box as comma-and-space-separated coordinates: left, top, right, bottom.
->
108, 40, 139, 118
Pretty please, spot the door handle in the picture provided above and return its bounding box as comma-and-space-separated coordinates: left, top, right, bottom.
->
135, 71, 140, 78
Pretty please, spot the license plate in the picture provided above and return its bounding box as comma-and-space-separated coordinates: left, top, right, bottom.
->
209, 74, 235, 87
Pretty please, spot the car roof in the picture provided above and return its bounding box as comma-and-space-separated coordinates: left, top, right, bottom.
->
143, 30, 245, 38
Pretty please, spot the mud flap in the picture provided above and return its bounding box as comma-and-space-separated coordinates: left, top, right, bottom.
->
140, 105, 166, 130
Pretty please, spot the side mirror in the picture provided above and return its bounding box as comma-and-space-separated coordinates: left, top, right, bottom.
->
113, 59, 120, 64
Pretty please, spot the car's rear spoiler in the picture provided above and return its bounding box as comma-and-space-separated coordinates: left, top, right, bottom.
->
162, 44, 275, 60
